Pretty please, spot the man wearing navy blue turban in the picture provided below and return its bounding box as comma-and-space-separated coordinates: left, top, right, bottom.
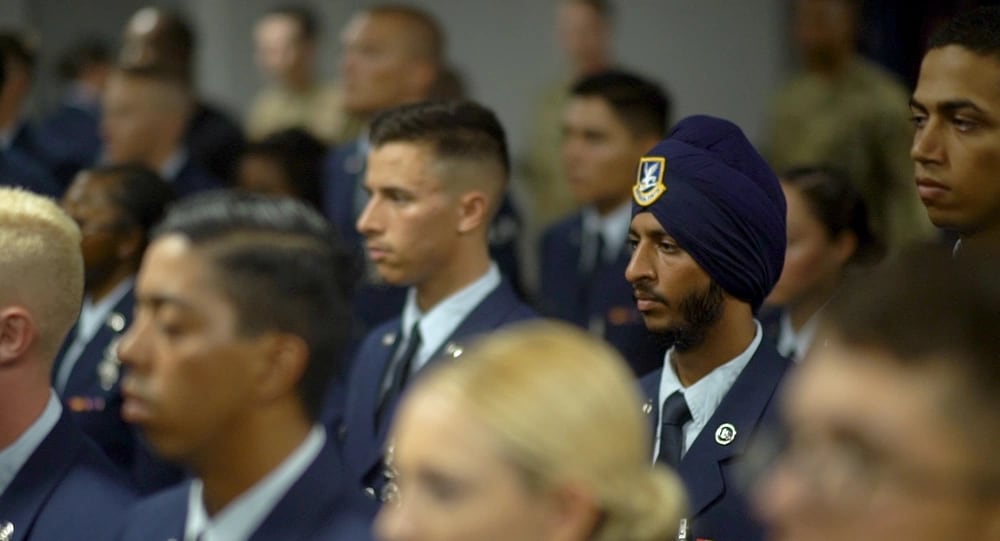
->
630, 115, 791, 541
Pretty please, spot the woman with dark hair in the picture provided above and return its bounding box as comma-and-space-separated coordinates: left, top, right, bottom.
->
235, 127, 327, 210
763, 165, 885, 362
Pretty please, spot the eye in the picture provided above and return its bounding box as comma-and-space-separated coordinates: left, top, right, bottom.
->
952, 117, 977, 133
658, 240, 680, 254
626, 237, 638, 253
909, 113, 927, 129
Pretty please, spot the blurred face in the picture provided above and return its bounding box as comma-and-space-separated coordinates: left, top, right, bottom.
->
339, 13, 428, 115
562, 96, 652, 213
910, 45, 1000, 237
101, 74, 183, 166
237, 154, 296, 198
60, 172, 135, 293
254, 15, 308, 82
556, 1, 609, 70
117, 235, 271, 464
793, 0, 856, 66
756, 341, 1000, 541
357, 142, 460, 287
376, 390, 555, 541
766, 182, 849, 306
625, 212, 724, 348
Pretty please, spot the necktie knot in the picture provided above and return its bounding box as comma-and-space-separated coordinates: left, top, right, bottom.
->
662, 391, 692, 426
657, 391, 691, 467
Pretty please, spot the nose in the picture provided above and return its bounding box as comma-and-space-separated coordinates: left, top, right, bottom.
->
624, 241, 653, 285
373, 499, 414, 541
116, 313, 149, 371
356, 196, 381, 238
911, 118, 944, 166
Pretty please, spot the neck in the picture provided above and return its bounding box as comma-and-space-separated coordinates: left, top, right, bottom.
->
787, 280, 839, 331
88, 266, 136, 304
283, 70, 314, 93
414, 244, 491, 312
0, 362, 52, 449
807, 51, 853, 80
593, 194, 629, 217
960, 226, 1000, 255
671, 304, 756, 387
194, 404, 312, 516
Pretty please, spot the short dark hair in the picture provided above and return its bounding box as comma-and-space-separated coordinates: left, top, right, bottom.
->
85, 164, 175, 252
369, 99, 510, 179
264, 4, 319, 41
149, 9, 195, 65
928, 6, 1000, 58
151, 192, 356, 421
570, 69, 671, 138
242, 128, 327, 210
781, 165, 884, 266
57, 37, 111, 82
0, 29, 36, 76
822, 244, 1000, 473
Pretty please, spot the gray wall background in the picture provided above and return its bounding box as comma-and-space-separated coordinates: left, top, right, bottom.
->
2, 0, 789, 154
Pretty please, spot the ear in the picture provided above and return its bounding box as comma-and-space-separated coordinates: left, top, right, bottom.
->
456, 190, 489, 235
253, 333, 309, 404
0, 306, 37, 366
543, 482, 602, 541
831, 231, 858, 267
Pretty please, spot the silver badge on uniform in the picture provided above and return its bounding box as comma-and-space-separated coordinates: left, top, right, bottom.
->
381, 333, 397, 346
715, 423, 737, 446
0, 521, 13, 541
444, 342, 463, 358
97, 337, 122, 391
108, 312, 127, 333
642, 398, 654, 415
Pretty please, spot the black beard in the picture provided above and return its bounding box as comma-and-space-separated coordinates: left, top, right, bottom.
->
655, 281, 725, 352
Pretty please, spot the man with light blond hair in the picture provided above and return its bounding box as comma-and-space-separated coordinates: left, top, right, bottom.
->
0, 187, 135, 540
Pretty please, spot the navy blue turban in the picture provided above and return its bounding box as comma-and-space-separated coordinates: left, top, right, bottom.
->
631, 115, 786, 312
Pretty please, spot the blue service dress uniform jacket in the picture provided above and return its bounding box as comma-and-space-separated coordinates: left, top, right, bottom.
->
539, 213, 665, 376
118, 435, 369, 541
639, 342, 791, 541
336, 281, 536, 516
0, 409, 136, 541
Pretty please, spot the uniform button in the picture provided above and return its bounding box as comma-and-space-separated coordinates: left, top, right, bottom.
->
364, 487, 377, 499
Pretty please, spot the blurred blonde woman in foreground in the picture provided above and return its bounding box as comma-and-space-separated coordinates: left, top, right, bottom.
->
376, 321, 687, 541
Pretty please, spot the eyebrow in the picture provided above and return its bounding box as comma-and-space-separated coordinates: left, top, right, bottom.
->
909, 97, 986, 116
136, 293, 196, 313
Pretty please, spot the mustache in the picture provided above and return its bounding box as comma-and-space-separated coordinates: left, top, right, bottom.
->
632, 283, 670, 306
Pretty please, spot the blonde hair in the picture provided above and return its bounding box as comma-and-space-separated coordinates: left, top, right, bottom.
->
413, 321, 687, 541
0, 188, 84, 359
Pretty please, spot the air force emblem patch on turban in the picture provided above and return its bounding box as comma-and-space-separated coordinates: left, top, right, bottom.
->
633, 157, 667, 206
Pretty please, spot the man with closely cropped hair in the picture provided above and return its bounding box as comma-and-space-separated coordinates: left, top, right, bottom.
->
337, 100, 536, 518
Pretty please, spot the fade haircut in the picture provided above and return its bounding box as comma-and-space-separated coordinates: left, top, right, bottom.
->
151, 192, 356, 420
928, 6, 1000, 59
570, 69, 672, 138
264, 4, 319, 42
821, 244, 1000, 479
365, 4, 444, 64
0, 188, 84, 359
370, 99, 510, 183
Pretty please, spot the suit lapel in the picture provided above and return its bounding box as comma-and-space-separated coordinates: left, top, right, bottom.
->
678, 345, 790, 516
344, 323, 400, 484
61, 290, 135, 396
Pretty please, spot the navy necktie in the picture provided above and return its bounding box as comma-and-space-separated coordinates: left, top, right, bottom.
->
656, 391, 692, 467
377, 322, 422, 425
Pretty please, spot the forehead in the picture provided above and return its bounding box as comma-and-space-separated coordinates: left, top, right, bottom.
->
789, 342, 967, 457
394, 389, 501, 471
365, 142, 441, 188
137, 235, 225, 303
343, 12, 406, 46
915, 45, 1000, 110
564, 96, 629, 132
64, 173, 120, 205
256, 15, 300, 41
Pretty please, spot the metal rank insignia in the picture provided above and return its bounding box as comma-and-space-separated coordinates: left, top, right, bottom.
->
444, 342, 463, 358
715, 423, 737, 446
97, 337, 122, 391
0, 521, 12, 541
642, 398, 654, 415
107, 311, 127, 333
381, 332, 397, 347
